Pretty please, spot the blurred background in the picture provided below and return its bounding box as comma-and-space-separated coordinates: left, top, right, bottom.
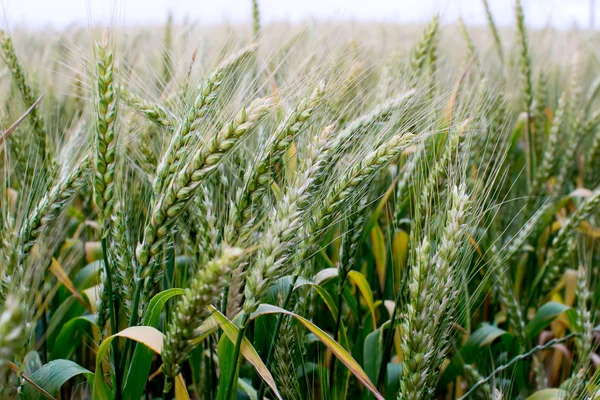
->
1, 0, 597, 30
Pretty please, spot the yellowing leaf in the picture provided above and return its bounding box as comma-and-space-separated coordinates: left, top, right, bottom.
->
563, 269, 577, 307
284, 141, 297, 181
391, 230, 408, 292
50, 258, 91, 312
174, 375, 189, 400
85, 242, 103, 263
82, 285, 100, 314
93, 327, 190, 400
347, 271, 376, 329
370, 223, 386, 291
209, 307, 282, 400
314, 267, 339, 285
252, 303, 384, 400
526, 389, 568, 400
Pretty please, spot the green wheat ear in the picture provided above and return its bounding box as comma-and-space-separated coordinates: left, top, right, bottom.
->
0, 31, 50, 167
92, 35, 118, 228
251, 0, 261, 39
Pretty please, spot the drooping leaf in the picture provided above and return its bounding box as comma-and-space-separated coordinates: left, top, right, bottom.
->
23, 359, 92, 400
51, 315, 98, 360
123, 288, 186, 400
94, 326, 190, 400
348, 270, 377, 328
49, 258, 90, 312
526, 302, 571, 340
210, 307, 282, 400
251, 303, 384, 400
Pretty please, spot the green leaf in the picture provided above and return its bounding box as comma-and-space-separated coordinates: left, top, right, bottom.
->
363, 321, 389, 396
23, 359, 92, 400
461, 324, 510, 356
72, 261, 102, 290
526, 302, 571, 340
251, 304, 384, 400
216, 326, 239, 400
510, 112, 528, 150
526, 389, 568, 399
48, 296, 88, 353
237, 378, 258, 400
385, 363, 402, 400
122, 288, 186, 400
438, 324, 510, 388
51, 315, 97, 360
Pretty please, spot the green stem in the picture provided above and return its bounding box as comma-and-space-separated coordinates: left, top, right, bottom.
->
101, 236, 122, 400
206, 335, 215, 399
119, 278, 143, 377
328, 276, 346, 395
256, 275, 299, 399
376, 271, 407, 390
223, 312, 250, 400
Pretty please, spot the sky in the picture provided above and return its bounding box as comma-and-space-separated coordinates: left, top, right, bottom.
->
0, 0, 595, 30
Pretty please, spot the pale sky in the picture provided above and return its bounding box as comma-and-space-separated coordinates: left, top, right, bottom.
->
0, 0, 595, 30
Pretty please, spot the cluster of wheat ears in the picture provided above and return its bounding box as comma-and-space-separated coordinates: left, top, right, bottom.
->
0, 0, 599, 399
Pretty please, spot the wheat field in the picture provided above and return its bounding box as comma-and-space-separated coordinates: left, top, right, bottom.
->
0, 0, 599, 399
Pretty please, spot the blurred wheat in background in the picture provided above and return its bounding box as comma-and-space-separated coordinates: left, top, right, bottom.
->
0, 0, 599, 399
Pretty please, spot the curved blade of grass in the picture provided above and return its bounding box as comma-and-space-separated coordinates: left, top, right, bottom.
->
22, 359, 92, 400
525, 301, 572, 340
51, 315, 98, 360
209, 307, 282, 400
50, 258, 91, 312
0, 94, 43, 145
122, 288, 186, 400
94, 326, 190, 400
347, 270, 377, 329
250, 303, 384, 400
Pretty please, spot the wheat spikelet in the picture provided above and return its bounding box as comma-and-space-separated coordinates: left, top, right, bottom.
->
92, 37, 118, 227
227, 84, 323, 242
19, 156, 90, 263
162, 246, 243, 391
540, 187, 600, 294
136, 97, 273, 297
120, 86, 176, 128
0, 31, 49, 165
153, 43, 257, 195
481, 0, 504, 62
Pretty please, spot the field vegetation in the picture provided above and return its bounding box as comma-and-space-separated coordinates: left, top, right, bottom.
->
0, 0, 599, 398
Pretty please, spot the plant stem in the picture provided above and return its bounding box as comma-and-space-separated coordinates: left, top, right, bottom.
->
223, 312, 250, 400
256, 275, 298, 398
376, 273, 406, 390
119, 278, 143, 377
328, 277, 346, 395
207, 335, 215, 399
101, 236, 122, 400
